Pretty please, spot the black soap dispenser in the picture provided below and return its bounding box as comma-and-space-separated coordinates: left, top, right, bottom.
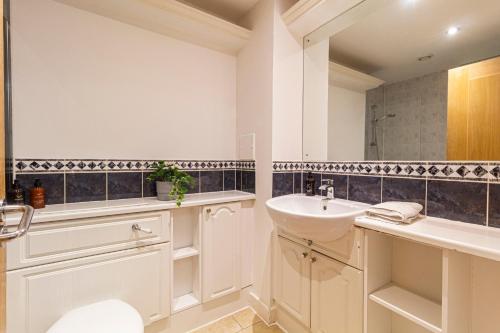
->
9, 179, 25, 204
305, 172, 315, 196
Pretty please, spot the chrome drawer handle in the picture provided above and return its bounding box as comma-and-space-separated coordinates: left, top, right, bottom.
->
0, 201, 34, 241
132, 223, 152, 234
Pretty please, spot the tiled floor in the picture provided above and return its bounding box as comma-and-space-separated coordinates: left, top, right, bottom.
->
191, 308, 284, 333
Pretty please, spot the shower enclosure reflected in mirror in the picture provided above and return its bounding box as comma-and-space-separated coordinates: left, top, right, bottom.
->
303, 0, 500, 161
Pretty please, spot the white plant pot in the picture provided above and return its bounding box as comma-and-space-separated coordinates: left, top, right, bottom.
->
156, 181, 173, 201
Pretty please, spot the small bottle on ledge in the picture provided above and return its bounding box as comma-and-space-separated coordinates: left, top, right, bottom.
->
305, 172, 315, 196
9, 179, 26, 204
30, 179, 46, 209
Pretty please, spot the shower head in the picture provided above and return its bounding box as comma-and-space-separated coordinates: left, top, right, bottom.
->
374, 113, 396, 122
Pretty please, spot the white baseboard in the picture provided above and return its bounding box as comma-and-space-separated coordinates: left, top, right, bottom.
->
248, 291, 276, 324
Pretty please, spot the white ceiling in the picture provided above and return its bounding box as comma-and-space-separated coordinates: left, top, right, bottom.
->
330, 0, 500, 83
180, 0, 260, 23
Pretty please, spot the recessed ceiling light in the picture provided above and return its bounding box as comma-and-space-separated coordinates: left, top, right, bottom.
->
447, 26, 460, 36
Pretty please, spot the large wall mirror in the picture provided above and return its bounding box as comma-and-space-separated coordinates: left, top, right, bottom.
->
303, 0, 500, 161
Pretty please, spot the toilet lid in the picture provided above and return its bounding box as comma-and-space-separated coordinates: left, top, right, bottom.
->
46, 299, 144, 333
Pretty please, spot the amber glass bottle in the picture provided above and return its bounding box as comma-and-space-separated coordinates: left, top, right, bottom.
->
30, 179, 46, 209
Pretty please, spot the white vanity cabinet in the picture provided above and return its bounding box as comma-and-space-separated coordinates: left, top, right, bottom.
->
311, 251, 363, 333
6, 209, 172, 333
275, 236, 311, 327
201, 202, 241, 302
275, 235, 363, 333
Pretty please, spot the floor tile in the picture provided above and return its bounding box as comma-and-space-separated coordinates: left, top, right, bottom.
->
192, 316, 241, 333
241, 322, 284, 333
232, 308, 261, 329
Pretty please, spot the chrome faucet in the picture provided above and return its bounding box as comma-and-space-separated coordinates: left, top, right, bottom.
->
319, 179, 335, 199
318, 179, 335, 210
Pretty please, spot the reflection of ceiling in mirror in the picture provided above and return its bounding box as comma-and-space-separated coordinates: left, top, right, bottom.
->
329, 0, 500, 83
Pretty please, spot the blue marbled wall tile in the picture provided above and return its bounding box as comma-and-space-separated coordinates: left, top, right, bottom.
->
488, 184, 500, 228
142, 172, 156, 198
236, 170, 242, 191
272, 173, 294, 197
66, 172, 106, 203
293, 173, 302, 194
16, 173, 65, 205
200, 171, 223, 193
348, 176, 382, 205
382, 177, 426, 209
186, 171, 200, 194
427, 180, 487, 225
108, 172, 142, 200
302, 172, 322, 195
241, 170, 255, 194
322, 174, 348, 199
223, 170, 236, 191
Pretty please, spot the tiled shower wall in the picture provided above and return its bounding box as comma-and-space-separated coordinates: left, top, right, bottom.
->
365, 71, 448, 160
272, 161, 500, 228
14, 159, 256, 205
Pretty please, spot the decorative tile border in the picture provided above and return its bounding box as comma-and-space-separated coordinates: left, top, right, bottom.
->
272, 161, 303, 172
273, 161, 499, 182
15, 159, 255, 174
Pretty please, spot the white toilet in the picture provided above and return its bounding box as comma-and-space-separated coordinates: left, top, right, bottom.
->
46, 299, 144, 333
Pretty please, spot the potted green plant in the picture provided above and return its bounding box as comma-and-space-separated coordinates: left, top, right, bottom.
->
146, 161, 194, 207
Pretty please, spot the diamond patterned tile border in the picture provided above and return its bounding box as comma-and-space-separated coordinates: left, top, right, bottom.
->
273, 161, 495, 182
15, 159, 255, 173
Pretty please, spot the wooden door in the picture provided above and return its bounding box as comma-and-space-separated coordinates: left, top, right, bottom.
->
448, 56, 500, 160
275, 236, 311, 327
310, 252, 363, 333
202, 202, 241, 302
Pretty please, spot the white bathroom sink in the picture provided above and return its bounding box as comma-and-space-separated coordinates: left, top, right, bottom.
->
266, 194, 369, 242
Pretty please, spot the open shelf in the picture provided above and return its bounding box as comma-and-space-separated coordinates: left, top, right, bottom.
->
172, 292, 200, 313
370, 283, 442, 333
171, 207, 201, 314
365, 231, 443, 333
173, 246, 199, 261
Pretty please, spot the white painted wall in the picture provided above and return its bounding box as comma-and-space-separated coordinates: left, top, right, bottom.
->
302, 39, 329, 161
11, 0, 237, 160
237, 0, 275, 316
271, 0, 303, 162
327, 85, 366, 160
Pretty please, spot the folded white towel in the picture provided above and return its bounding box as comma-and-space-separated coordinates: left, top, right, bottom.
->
366, 201, 423, 224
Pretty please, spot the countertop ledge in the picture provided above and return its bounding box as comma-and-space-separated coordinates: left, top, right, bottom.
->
356, 215, 500, 262
6, 191, 255, 226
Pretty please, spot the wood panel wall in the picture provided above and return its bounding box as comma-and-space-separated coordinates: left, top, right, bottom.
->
447, 56, 500, 160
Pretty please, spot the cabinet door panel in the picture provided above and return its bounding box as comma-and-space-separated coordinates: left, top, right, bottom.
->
311, 251, 363, 333
275, 236, 311, 327
202, 202, 241, 302
7, 244, 170, 333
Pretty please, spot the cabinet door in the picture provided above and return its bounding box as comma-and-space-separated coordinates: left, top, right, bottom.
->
202, 202, 241, 302
7, 244, 170, 333
311, 251, 363, 333
275, 236, 311, 327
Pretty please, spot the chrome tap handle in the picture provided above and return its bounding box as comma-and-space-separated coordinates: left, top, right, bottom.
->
322, 179, 334, 185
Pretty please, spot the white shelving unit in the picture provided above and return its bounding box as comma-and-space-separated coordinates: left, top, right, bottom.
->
369, 284, 442, 333
173, 247, 199, 261
365, 231, 443, 333
171, 207, 201, 314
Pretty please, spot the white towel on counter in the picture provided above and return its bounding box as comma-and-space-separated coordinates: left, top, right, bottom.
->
366, 201, 423, 224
